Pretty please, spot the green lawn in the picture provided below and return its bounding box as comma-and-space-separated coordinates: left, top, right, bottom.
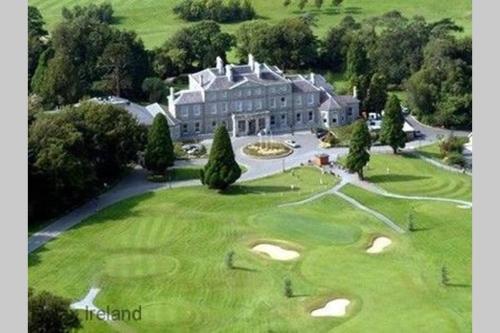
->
29, 157, 471, 332
364, 153, 472, 201
29, 0, 472, 50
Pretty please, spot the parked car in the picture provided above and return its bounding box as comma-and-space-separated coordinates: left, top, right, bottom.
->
311, 127, 328, 138
284, 140, 300, 148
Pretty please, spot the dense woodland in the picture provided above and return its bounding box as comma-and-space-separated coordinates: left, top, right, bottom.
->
28, 3, 472, 222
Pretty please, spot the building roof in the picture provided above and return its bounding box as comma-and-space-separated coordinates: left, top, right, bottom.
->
174, 91, 204, 105
88, 96, 178, 126
318, 90, 341, 111
290, 76, 320, 93
189, 62, 288, 92
333, 95, 359, 107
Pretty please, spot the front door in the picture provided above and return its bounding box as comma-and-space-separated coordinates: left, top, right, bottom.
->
248, 119, 256, 135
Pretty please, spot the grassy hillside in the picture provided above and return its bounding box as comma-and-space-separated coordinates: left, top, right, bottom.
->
29, 0, 472, 50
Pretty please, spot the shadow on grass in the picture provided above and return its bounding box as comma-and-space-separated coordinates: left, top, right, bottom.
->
446, 283, 471, 288
366, 174, 430, 183
28, 192, 156, 268
233, 266, 258, 272
409, 226, 432, 233
291, 293, 310, 298
344, 6, 362, 14
222, 185, 299, 196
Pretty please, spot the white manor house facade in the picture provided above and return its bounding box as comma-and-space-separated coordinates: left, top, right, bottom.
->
166, 54, 360, 138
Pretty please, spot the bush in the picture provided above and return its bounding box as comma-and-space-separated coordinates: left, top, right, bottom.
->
439, 135, 466, 156
284, 278, 293, 298
225, 250, 235, 269
173, 0, 256, 23
29, 288, 81, 333
444, 151, 465, 167
321, 131, 339, 147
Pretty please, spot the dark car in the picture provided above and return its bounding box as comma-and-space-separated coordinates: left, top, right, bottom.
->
312, 127, 328, 139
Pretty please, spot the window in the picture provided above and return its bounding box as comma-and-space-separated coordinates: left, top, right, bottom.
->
212, 121, 217, 128
221, 91, 228, 99
246, 89, 252, 97
332, 118, 337, 123
281, 114, 286, 120
195, 122, 200, 133
308, 94, 314, 105
246, 100, 252, 111
210, 104, 217, 114
270, 97, 276, 108
182, 124, 188, 133
255, 99, 262, 110
323, 118, 327, 123
296, 96, 302, 106
270, 87, 276, 94
281, 86, 287, 93
308, 111, 313, 121
222, 102, 228, 113
296, 113, 301, 122
193, 105, 201, 116
236, 101, 243, 111
347, 107, 353, 116
255, 88, 262, 95
280, 97, 286, 107
235, 90, 242, 98
181, 106, 188, 118
270, 116, 275, 126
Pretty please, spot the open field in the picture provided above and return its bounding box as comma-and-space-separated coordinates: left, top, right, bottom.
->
29, 0, 472, 50
29, 155, 471, 332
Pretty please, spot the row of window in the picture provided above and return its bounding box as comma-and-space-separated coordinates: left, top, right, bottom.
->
205, 85, 291, 101
179, 95, 316, 118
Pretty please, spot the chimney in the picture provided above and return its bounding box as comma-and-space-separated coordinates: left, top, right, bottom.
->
216, 56, 224, 74
254, 61, 261, 78
225, 65, 233, 82
248, 53, 255, 70
310, 72, 315, 84
200, 74, 204, 86
169, 87, 174, 100
353, 86, 358, 98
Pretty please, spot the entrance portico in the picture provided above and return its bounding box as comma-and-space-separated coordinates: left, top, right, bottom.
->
231, 110, 271, 137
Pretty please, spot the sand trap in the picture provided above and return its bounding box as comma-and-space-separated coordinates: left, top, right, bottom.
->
251, 244, 299, 261
457, 205, 471, 209
70, 287, 112, 321
311, 298, 350, 317
366, 236, 392, 254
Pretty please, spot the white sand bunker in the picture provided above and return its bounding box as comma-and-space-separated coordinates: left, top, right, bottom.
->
252, 244, 299, 261
71, 287, 112, 321
311, 298, 351, 317
457, 204, 471, 209
366, 236, 392, 254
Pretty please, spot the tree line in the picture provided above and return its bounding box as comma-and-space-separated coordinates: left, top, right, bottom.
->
173, 0, 256, 23
29, 4, 471, 129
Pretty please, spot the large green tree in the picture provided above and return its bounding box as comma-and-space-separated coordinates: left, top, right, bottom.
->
144, 113, 175, 175
159, 21, 234, 72
364, 73, 388, 114
201, 125, 241, 190
380, 95, 406, 153
235, 18, 317, 69
28, 6, 48, 88
406, 36, 471, 129
29, 102, 146, 221
29, 289, 81, 333
319, 16, 360, 72
345, 119, 371, 179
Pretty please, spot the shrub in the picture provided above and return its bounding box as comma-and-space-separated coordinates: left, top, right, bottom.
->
225, 250, 235, 269
284, 278, 293, 298
444, 151, 465, 167
173, 0, 256, 23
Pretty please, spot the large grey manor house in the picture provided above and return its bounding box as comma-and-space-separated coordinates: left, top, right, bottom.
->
167, 54, 359, 138
93, 55, 360, 140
